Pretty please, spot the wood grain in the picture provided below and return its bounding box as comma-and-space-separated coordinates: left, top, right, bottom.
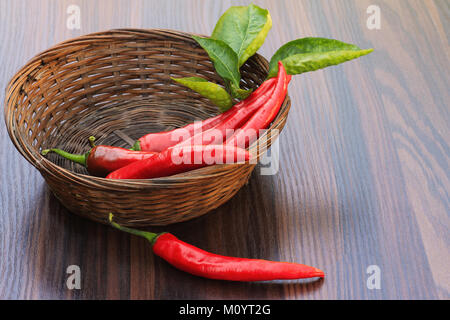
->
0, 0, 448, 299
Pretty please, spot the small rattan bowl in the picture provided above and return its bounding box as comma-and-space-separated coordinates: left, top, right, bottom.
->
4, 29, 291, 226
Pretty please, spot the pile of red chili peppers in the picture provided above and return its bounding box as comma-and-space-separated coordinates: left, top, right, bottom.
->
42, 62, 289, 180
43, 62, 325, 281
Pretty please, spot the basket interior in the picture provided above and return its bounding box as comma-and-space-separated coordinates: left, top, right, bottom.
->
6, 30, 269, 174
44, 97, 223, 175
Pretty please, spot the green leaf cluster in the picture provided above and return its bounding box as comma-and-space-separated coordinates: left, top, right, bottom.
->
172, 5, 373, 112
172, 4, 271, 112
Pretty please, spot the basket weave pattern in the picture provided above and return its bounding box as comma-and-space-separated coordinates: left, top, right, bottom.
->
4, 29, 291, 226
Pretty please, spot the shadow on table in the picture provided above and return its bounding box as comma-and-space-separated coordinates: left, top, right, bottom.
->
20, 178, 328, 299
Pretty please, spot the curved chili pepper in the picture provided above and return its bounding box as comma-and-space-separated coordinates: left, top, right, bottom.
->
42, 136, 157, 177
133, 77, 277, 152
106, 144, 250, 180
169, 74, 290, 148
173, 82, 277, 147
226, 61, 288, 149
109, 214, 324, 281
132, 114, 222, 152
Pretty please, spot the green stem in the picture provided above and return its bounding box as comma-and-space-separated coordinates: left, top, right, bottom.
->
130, 140, 141, 151
108, 213, 159, 244
89, 136, 96, 148
41, 148, 88, 167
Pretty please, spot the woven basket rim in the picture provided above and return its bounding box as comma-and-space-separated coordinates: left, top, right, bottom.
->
5, 28, 205, 95
4, 28, 291, 191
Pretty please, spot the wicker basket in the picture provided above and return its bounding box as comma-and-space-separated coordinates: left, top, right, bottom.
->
4, 29, 291, 226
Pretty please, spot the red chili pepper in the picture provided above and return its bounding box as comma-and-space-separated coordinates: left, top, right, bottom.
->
133, 77, 277, 152
42, 136, 157, 177
106, 144, 250, 179
226, 61, 288, 149
109, 214, 324, 281
173, 81, 277, 147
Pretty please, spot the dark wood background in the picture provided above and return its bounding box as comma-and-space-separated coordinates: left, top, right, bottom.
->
0, 0, 448, 300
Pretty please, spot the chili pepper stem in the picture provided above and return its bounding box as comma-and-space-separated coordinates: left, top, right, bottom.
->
130, 140, 141, 151
89, 136, 96, 148
41, 148, 88, 166
108, 213, 159, 244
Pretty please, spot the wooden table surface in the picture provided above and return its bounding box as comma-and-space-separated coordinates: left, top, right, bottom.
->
0, 0, 448, 300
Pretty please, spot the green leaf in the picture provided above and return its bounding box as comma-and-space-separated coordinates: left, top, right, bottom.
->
279, 50, 373, 77
229, 83, 253, 100
192, 36, 241, 88
212, 4, 272, 67
172, 77, 233, 112
268, 37, 374, 78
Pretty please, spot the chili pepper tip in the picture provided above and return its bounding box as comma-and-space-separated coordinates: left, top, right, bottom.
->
41, 149, 50, 156
315, 269, 325, 278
